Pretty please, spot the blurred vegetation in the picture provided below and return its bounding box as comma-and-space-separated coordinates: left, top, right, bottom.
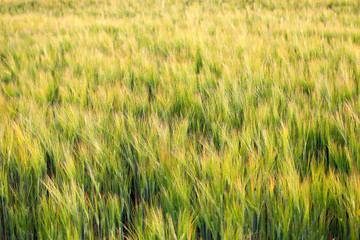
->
1, 0, 360, 239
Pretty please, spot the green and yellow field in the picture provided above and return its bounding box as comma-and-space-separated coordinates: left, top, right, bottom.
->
0, 0, 360, 239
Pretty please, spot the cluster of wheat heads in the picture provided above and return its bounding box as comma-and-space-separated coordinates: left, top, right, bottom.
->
1, 0, 360, 239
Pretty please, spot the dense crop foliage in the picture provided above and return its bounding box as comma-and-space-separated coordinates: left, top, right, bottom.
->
1, 0, 360, 239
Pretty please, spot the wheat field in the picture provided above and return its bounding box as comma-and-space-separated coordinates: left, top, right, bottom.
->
0, 0, 360, 239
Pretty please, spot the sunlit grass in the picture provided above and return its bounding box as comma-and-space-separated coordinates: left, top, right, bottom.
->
1, 0, 360, 239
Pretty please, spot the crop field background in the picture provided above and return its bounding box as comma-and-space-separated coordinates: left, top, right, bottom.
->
0, 0, 360, 239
